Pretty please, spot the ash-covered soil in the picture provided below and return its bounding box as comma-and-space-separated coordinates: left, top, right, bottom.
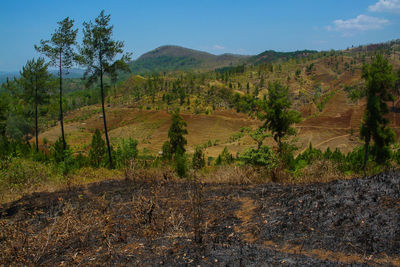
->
0, 172, 399, 266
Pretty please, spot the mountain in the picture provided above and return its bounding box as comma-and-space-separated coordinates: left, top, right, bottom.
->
129, 45, 249, 74
250, 50, 318, 65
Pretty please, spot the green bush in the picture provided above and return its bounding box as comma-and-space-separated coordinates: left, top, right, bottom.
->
192, 146, 205, 170
0, 158, 51, 189
89, 129, 106, 168
115, 138, 139, 168
215, 147, 234, 165
239, 145, 277, 167
175, 153, 187, 178
162, 141, 172, 161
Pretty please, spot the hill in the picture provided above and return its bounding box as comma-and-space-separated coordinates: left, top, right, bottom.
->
250, 50, 318, 65
129, 45, 249, 74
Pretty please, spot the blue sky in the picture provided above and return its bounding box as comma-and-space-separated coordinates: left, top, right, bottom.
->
1, 0, 399, 71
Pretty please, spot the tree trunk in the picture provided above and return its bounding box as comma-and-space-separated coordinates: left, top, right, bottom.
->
100, 52, 113, 169
59, 50, 66, 151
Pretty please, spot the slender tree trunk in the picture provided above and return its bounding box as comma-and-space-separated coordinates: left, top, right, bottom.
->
35, 78, 39, 153
100, 52, 113, 169
59, 50, 66, 151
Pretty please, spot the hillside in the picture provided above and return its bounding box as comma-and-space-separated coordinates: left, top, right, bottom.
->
129, 45, 249, 74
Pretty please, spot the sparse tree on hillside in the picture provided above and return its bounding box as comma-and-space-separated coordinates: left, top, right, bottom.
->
258, 81, 301, 153
361, 55, 396, 173
89, 129, 106, 168
35, 17, 78, 151
192, 146, 205, 169
78, 10, 131, 169
168, 111, 188, 156
19, 58, 52, 152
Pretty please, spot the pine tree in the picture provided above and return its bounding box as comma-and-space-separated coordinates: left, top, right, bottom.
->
361, 55, 396, 172
192, 146, 205, 169
18, 58, 52, 152
89, 129, 106, 168
78, 10, 131, 168
258, 81, 301, 152
35, 17, 78, 151
168, 111, 188, 156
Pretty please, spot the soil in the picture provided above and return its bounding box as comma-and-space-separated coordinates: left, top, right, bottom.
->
0, 171, 399, 266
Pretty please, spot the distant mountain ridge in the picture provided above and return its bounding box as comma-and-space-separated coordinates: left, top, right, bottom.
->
129, 45, 250, 74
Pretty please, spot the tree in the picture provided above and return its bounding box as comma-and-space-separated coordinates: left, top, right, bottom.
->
35, 17, 78, 151
192, 146, 205, 169
361, 55, 396, 172
78, 10, 131, 169
258, 81, 301, 152
168, 111, 188, 156
89, 129, 106, 168
19, 58, 52, 152
0, 92, 7, 137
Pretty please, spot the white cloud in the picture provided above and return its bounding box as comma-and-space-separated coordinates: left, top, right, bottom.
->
369, 0, 400, 13
328, 14, 389, 34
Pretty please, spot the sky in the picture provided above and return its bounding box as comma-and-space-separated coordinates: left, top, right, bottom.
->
0, 0, 400, 71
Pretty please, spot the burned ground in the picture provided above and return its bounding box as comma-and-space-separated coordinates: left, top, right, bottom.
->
0, 172, 399, 266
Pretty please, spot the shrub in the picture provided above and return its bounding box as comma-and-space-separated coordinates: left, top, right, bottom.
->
239, 145, 277, 168
0, 158, 51, 189
51, 137, 69, 163
162, 141, 172, 161
175, 153, 187, 178
115, 138, 138, 168
215, 147, 234, 165
192, 146, 205, 170
89, 129, 106, 168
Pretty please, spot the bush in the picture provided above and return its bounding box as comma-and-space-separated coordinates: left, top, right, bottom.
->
239, 145, 277, 168
89, 129, 106, 168
115, 138, 138, 168
51, 137, 69, 163
175, 153, 187, 178
192, 146, 205, 170
162, 141, 172, 161
215, 147, 234, 166
0, 158, 51, 189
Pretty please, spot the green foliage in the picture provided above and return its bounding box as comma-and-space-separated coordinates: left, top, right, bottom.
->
115, 137, 138, 168
35, 17, 79, 151
175, 152, 187, 178
50, 137, 75, 175
78, 10, 131, 169
192, 146, 205, 170
35, 17, 78, 69
258, 81, 301, 150
89, 129, 106, 168
361, 54, 396, 167
162, 141, 172, 161
0, 94, 7, 136
239, 145, 277, 167
51, 137, 69, 163
344, 85, 365, 103
215, 147, 234, 165
19, 57, 53, 152
78, 10, 131, 87
168, 111, 188, 155
0, 158, 51, 189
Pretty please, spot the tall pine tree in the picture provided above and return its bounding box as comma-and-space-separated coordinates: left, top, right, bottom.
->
361, 54, 396, 173
78, 10, 131, 168
18, 58, 51, 152
35, 17, 78, 151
